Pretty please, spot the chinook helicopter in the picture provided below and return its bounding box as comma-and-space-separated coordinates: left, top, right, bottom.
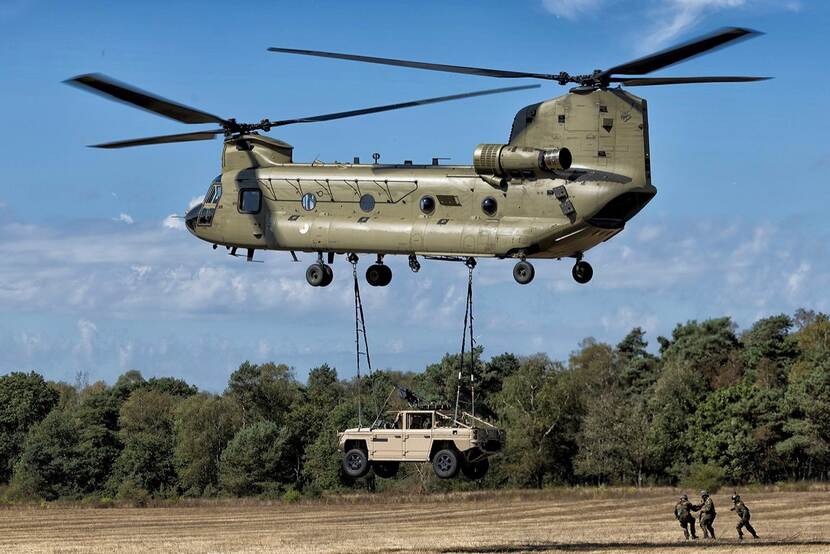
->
67, 27, 766, 288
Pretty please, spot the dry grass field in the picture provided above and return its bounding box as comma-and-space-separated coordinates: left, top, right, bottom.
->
0, 489, 828, 553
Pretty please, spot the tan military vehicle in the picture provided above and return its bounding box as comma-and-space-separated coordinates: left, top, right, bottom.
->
339, 410, 504, 480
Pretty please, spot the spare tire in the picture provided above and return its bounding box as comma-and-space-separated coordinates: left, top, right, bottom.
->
461, 458, 490, 480
342, 448, 370, 479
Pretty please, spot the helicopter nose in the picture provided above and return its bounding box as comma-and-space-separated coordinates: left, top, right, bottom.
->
185, 203, 201, 234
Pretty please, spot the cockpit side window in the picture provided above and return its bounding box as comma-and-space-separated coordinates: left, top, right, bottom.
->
239, 189, 262, 214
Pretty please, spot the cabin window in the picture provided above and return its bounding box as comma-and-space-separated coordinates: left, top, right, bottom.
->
481, 197, 498, 217
360, 193, 375, 213
407, 413, 432, 430
239, 189, 262, 214
419, 196, 435, 215
301, 192, 317, 211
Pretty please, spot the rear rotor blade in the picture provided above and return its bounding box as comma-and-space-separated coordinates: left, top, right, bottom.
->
600, 27, 763, 78
65, 73, 228, 125
90, 129, 224, 149
269, 84, 540, 127
268, 47, 558, 80
611, 75, 771, 86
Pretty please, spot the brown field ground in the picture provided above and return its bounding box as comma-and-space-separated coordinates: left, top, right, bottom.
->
0, 488, 828, 553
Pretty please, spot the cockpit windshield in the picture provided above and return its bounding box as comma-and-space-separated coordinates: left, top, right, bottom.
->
204, 176, 222, 205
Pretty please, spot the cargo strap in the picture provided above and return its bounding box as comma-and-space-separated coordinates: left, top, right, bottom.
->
349, 254, 372, 428
454, 258, 477, 422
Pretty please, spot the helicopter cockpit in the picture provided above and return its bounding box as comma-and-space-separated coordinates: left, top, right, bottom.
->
186, 176, 222, 232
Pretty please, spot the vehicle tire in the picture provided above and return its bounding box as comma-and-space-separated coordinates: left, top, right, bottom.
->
366, 264, 384, 286
320, 264, 333, 287
513, 260, 535, 285
306, 263, 326, 287
432, 449, 459, 479
373, 461, 399, 479
461, 458, 490, 480
378, 264, 392, 286
572, 260, 593, 284
342, 448, 370, 479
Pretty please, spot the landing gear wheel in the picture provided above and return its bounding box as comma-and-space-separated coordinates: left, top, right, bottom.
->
572, 260, 593, 284
366, 264, 392, 287
461, 458, 490, 480
432, 449, 459, 479
373, 461, 399, 479
513, 260, 535, 285
342, 448, 370, 479
306, 263, 327, 287
321, 264, 333, 287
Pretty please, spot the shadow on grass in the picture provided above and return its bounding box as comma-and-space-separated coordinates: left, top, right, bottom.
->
440, 539, 830, 552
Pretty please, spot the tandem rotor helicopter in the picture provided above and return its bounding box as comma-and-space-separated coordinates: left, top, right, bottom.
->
67, 27, 767, 288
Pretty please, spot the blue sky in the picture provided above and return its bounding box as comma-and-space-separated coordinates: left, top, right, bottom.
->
1, 0, 828, 391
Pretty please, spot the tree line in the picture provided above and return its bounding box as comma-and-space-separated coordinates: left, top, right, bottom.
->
1, 309, 828, 502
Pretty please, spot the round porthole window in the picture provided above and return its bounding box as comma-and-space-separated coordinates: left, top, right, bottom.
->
419, 195, 435, 215
482, 197, 498, 216
301, 192, 317, 211
360, 193, 375, 213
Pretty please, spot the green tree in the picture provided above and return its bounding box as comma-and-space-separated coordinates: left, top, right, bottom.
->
226, 362, 301, 426
219, 421, 292, 495
111, 389, 179, 495
173, 394, 241, 495
616, 328, 661, 397
659, 318, 740, 388
742, 315, 797, 388
0, 372, 59, 482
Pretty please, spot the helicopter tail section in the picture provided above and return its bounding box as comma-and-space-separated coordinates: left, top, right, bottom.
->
508, 89, 651, 188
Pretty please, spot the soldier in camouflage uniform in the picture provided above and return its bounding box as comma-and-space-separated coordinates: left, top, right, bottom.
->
730, 494, 759, 540
674, 494, 698, 540
693, 490, 717, 539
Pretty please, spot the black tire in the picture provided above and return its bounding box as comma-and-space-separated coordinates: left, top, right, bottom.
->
306, 263, 326, 287
342, 448, 370, 478
366, 264, 391, 286
320, 264, 333, 287
373, 461, 399, 479
432, 449, 459, 479
461, 458, 490, 480
513, 260, 535, 285
572, 260, 593, 284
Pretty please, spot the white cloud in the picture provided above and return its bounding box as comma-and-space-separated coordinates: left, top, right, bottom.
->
115, 213, 134, 225
74, 319, 97, 361
541, 0, 603, 19
163, 214, 186, 230
642, 0, 745, 51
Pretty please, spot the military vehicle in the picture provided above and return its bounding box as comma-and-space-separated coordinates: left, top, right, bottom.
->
66, 27, 766, 287
339, 410, 504, 480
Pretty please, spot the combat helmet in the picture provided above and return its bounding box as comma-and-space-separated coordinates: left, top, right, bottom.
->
732, 493, 741, 502
680, 494, 688, 501
700, 490, 709, 497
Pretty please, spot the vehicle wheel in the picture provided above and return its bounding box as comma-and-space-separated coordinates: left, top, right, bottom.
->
513, 260, 535, 285
432, 449, 459, 479
373, 461, 399, 479
320, 264, 333, 287
572, 260, 593, 284
342, 448, 370, 478
306, 263, 326, 287
461, 458, 490, 480
366, 264, 387, 286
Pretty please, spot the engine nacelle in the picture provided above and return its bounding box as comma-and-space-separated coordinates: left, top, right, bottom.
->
473, 143, 572, 179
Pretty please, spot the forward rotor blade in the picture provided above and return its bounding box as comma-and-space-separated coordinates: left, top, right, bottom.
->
90, 129, 224, 149
269, 84, 541, 127
268, 47, 557, 80
611, 76, 771, 86
600, 27, 763, 78
65, 73, 228, 125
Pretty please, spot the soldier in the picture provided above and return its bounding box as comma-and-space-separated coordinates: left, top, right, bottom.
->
694, 490, 717, 539
674, 494, 698, 540
730, 494, 759, 541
